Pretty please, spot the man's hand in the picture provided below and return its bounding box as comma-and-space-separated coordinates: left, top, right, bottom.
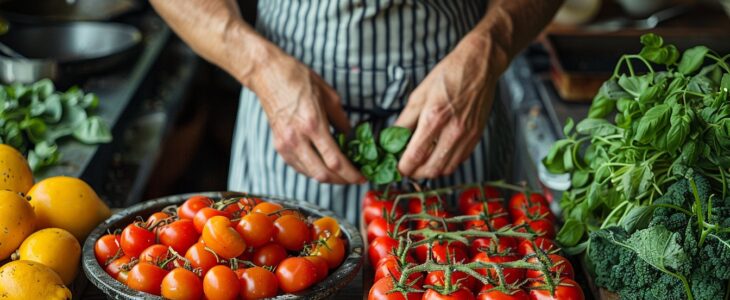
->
251, 52, 365, 184
395, 38, 499, 179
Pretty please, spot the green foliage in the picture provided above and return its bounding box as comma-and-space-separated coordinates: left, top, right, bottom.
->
0, 79, 111, 171
339, 123, 412, 185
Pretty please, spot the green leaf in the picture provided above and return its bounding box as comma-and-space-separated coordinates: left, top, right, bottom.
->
571, 170, 590, 188
598, 79, 632, 100
379, 126, 411, 154
576, 118, 620, 136
359, 142, 379, 161
588, 96, 616, 118
563, 145, 574, 171
72, 116, 112, 144
666, 114, 690, 153
32, 79, 55, 99
620, 205, 656, 233
563, 117, 574, 137
557, 218, 585, 247
624, 225, 690, 272
542, 139, 570, 174
618, 74, 652, 97
19, 118, 47, 144
42, 94, 62, 123
634, 104, 671, 143
721, 73, 730, 92
677, 46, 708, 75
80, 93, 100, 110
621, 164, 653, 201
356, 123, 373, 141
373, 153, 399, 185
640, 33, 663, 48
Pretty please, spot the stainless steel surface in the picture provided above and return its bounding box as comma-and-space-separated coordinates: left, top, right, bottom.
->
0, 0, 140, 23
584, 5, 690, 32
0, 22, 141, 83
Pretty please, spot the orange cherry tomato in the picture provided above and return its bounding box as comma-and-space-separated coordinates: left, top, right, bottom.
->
252, 243, 288, 267
273, 215, 311, 251
126, 262, 169, 296
305, 256, 329, 282
178, 195, 214, 220
184, 242, 219, 275
139, 244, 170, 265
202, 216, 247, 259
311, 216, 341, 240
276, 257, 318, 293
146, 212, 172, 227
235, 212, 275, 248
222, 197, 262, 217
238, 266, 279, 300
193, 207, 232, 233
251, 202, 283, 221
104, 255, 132, 281
161, 267, 203, 300
203, 265, 240, 300
311, 235, 346, 269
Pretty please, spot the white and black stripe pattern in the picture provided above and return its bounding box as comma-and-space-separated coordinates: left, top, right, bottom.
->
229, 0, 511, 224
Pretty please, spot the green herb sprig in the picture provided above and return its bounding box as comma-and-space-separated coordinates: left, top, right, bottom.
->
0, 79, 112, 171
338, 123, 412, 186
543, 34, 730, 250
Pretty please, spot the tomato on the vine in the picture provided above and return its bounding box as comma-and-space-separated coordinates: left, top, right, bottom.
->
469, 236, 516, 257
526, 254, 574, 280
178, 196, 214, 220
367, 217, 405, 243
464, 202, 510, 230
161, 267, 203, 300
414, 209, 457, 231
517, 237, 557, 256
184, 242, 219, 275
431, 241, 468, 264
193, 207, 232, 233
276, 257, 318, 293
95, 233, 121, 266
104, 255, 133, 281
368, 277, 422, 300
424, 270, 476, 292
368, 236, 398, 267
471, 253, 524, 286
528, 278, 584, 300
477, 284, 529, 300
423, 288, 475, 300
139, 244, 170, 265
236, 212, 275, 248
121, 222, 156, 258
159, 219, 200, 254
252, 243, 288, 267
126, 262, 169, 296
273, 214, 311, 251
373, 254, 420, 283
508, 193, 548, 218
363, 199, 402, 225
514, 216, 555, 239
238, 266, 279, 299
407, 196, 443, 214
458, 186, 500, 213
202, 215, 247, 259
203, 265, 240, 300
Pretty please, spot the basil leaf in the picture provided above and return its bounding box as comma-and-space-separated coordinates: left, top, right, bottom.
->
373, 153, 398, 185
80, 93, 99, 110
576, 118, 620, 135
618, 74, 652, 97
634, 104, 671, 143
356, 123, 373, 141
20, 118, 47, 144
721, 73, 730, 92
588, 96, 616, 118
598, 79, 632, 100
563, 117, 574, 137
571, 170, 590, 188
359, 141, 378, 161
666, 114, 690, 153
72, 116, 112, 144
557, 218, 585, 247
677, 46, 708, 75
42, 94, 62, 123
620, 205, 656, 233
640, 33, 663, 48
379, 126, 411, 154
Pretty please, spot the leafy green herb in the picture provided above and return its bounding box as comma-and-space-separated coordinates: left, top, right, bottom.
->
0, 79, 112, 171
339, 123, 412, 186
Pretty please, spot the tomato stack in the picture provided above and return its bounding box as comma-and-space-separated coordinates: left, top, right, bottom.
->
364, 184, 585, 300
94, 195, 347, 300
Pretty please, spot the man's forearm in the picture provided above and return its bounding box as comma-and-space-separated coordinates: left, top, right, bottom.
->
462, 0, 564, 75
149, 0, 277, 86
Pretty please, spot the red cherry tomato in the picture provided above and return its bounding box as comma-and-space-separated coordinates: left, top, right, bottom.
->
305, 256, 330, 282
363, 199, 403, 225
464, 202, 510, 230
276, 257, 318, 293
424, 270, 476, 292
469, 236, 517, 257
159, 219, 200, 254
121, 222, 156, 258
95, 234, 121, 266
509, 193, 549, 218
193, 207, 232, 233
366, 217, 405, 243
458, 186, 500, 214
252, 243, 288, 267
161, 267, 203, 300
222, 197, 262, 217
526, 254, 575, 280
139, 244, 170, 265
517, 237, 557, 256
126, 262, 169, 296
373, 254, 420, 284
477, 284, 529, 300
273, 215, 311, 251
431, 241, 468, 264
407, 196, 443, 214
238, 266, 279, 299
104, 255, 133, 281
472, 253, 524, 286
368, 236, 398, 267
184, 242, 219, 275
203, 265, 240, 300
178, 195, 214, 220
514, 216, 556, 239
414, 209, 457, 231
236, 212, 275, 248
519, 203, 556, 222
528, 278, 585, 300
423, 288, 475, 300
147, 212, 171, 227
368, 277, 422, 300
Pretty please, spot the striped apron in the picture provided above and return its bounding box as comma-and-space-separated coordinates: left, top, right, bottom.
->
228, 0, 513, 224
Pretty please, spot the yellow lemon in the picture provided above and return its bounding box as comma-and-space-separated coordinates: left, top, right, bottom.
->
0, 144, 33, 194
28, 176, 111, 241
0, 190, 35, 260
13, 228, 81, 285
0, 260, 71, 300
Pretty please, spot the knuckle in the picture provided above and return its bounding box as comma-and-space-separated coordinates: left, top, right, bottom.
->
424, 106, 448, 124
326, 157, 342, 171
300, 115, 320, 132
312, 171, 330, 182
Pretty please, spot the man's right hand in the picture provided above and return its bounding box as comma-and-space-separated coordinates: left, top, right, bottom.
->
248, 51, 365, 185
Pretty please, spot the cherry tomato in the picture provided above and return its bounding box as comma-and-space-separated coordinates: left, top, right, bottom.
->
526, 254, 574, 280
464, 202, 510, 230
477, 284, 529, 300
222, 197, 262, 217
414, 209, 457, 231
159, 219, 200, 254
178, 195, 214, 220
367, 217, 405, 243
363, 199, 403, 225
514, 216, 555, 239
311, 235, 346, 269
126, 262, 169, 295
423, 288, 475, 300
147, 212, 172, 227
239, 266, 279, 299
519, 203, 556, 222
517, 237, 557, 256
236, 212, 275, 248
469, 236, 517, 257
273, 215, 311, 251
509, 193, 549, 218
104, 255, 132, 280
305, 256, 329, 282
459, 186, 500, 213
95, 234, 121, 266
161, 267, 203, 300
407, 196, 443, 214
369, 277, 422, 300
203, 265, 240, 300
202, 216, 247, 259
368, 236, 398, 267
185, 242, 219, 275
311, 216, 342, 240
373, 254, 420, 283
362, 190, 392, 209
252, 202, 284, 221
139, 244, 170, 265
528, 278, 584, 300
121, 222, 156, 258
194, 207, 232, 233
252, 243, 288, 267
425, 270, 476, 292
276, 257, 318, 293
472, 253, 524, 286
431, 241, 468, 264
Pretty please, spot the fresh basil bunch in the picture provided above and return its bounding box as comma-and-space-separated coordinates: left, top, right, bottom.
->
543, 34, 730, 251
338, 123, 412, 185
0, 79, 112, 171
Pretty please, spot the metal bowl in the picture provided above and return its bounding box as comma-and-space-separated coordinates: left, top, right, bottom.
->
81, 191, 364, 300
